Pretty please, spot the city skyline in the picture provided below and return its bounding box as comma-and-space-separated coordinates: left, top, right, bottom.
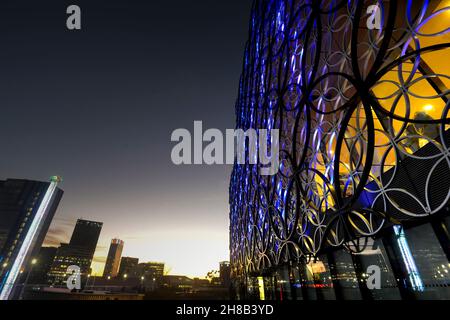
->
0, 0, 252, 278
1, 0, 450, 304
41, 213, 226, 278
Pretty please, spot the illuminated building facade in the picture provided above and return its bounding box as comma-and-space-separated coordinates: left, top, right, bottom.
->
28, 246, 57, 284
48, 219, 102, 285
103, 239, 124, 278
230, 0, 450, 300
132, 262, 165, 280
0, 178, 63, 300
118, 256, 139, 278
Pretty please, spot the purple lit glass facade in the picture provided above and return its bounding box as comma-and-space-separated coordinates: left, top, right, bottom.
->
230, 0, 450, 300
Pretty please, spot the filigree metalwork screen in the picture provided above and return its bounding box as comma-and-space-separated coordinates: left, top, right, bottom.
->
230, 0, 450, 277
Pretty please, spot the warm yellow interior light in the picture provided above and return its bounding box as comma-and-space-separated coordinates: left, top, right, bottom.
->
423, 104, 434, 111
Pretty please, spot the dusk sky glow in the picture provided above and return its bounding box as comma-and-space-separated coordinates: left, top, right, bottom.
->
0, 0, 252, 277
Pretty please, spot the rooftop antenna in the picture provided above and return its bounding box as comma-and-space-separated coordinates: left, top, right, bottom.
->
50, 176, 63, 183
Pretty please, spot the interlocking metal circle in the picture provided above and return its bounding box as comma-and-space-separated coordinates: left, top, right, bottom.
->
230, 0, 450, 277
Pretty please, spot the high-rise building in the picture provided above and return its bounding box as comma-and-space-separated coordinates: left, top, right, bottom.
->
28, 246, 57, 284
118, 257, 139, 278
69, 219, 103, 254
230, 0, 450, 300
0, 177, 63, 300
131, 262, 164, 281
103, 239, 124, 278
48, 219, 102, 285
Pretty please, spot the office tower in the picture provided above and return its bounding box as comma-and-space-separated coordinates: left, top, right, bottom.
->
69, 219, 103, 254
131, 262, 164, 281
103, 239, 124, 278
230, 0, 450, 300
48, 219, 102, 284
28, 246, 57, 284
118, 257, 139, 278
0, 177, 64, 300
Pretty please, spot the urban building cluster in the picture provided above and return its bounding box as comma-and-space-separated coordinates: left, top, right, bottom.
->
0, 178, 231, 300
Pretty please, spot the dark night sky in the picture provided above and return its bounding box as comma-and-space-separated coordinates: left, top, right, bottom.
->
0, 0, 252, 276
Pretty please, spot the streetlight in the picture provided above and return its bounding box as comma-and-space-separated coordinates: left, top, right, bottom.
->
84, 274, 91, 290
90, 274, 97, 290
140, 276, 145, 293
19, 258, 37, 300
123, 274, 128, 279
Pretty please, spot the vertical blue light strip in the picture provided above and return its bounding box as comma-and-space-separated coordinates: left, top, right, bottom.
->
0, 181, 58, 300
393, 225, 424, 292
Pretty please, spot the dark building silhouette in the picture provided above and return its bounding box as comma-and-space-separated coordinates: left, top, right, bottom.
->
0, 177, 63, 300
103, 239, 124, 278
28, 246, 57, 284
162, 275, 193, 289
69, 219, 103, 254
219, 261, 231, 287
118, 257, 139, 278
131, 262, 164, 281
48, 219, 102, 285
